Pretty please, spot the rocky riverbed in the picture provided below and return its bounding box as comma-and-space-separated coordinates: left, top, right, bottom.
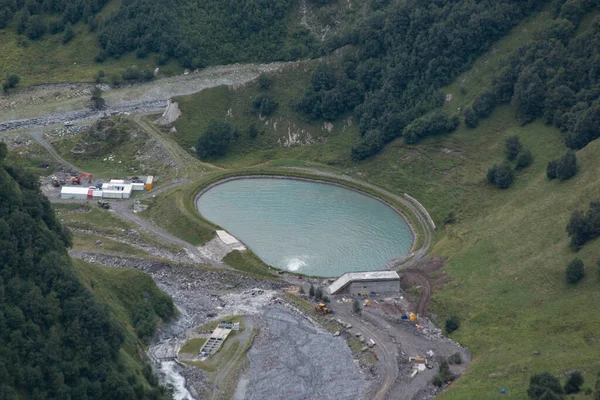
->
238, 304, 368, 400
70, 252, 373, 399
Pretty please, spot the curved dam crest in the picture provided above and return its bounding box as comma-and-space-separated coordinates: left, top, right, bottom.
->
196, 177, 414, 277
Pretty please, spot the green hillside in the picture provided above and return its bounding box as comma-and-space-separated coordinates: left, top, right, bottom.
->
0, 0, 317, 87
0, 144, 173, 399
74, 259, 176, 351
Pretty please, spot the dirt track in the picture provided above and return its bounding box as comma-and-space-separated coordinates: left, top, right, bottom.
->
401, 270, 432, 316
211, 316, 255, 400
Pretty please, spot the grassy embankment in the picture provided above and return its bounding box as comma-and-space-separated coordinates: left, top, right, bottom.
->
74, 258, 176, 391
55, 203, 181, 255
163, 9, 600, 397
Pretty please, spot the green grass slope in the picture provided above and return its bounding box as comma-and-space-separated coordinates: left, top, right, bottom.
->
74, 259, 177, 386
174, 64, 356, 168
0, 23, 181, 87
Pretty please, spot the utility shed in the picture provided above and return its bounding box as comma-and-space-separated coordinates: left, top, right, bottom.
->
328, 270, 400, 295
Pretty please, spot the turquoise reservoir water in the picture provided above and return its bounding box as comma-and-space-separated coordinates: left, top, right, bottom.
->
196, 178, 413, 277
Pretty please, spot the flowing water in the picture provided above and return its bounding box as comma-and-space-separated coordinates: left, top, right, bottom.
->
197, 178, 413, 277
159, 361, 193, 400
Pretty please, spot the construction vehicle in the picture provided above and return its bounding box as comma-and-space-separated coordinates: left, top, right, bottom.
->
97, 200, 110, 210
401, 312, 417, 322
69, 173, 93, 185
51, 175, 60, 187
364, 299, 371, 307
315, 303, 333, 315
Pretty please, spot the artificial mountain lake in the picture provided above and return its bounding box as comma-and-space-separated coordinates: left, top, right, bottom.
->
197, 178, 414, 277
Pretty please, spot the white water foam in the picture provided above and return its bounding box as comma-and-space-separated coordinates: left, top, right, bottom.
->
160, 361, 194, 400
286, 257, 307, 272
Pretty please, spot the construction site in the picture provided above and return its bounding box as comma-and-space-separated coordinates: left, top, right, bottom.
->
155, 258, 468, 400
55, 175, 154, 200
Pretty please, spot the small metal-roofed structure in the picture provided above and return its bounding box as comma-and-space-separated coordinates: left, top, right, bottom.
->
328, 270, 400, 295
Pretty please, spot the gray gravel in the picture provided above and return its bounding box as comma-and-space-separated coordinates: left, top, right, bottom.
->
242, 304, 368, 400
69, 252, 284, 337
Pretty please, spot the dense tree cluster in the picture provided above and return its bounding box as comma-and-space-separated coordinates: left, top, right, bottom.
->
1, 0, 109, 39
470, 1, 600, 151
0, 144, 170, 399
564, 371, 584, 394
487, 164, 515, 190
2, 74, 20, 93
97, 0, 316, 67
565, 258, 585, 284
445, 315, 460, 334
486, 135, 535, 189
89, 86, 105, 110
526, 370, 584, 399
297, 64, 363, 121
131, 289, 175, 342
312, 0, 337, 7
528, 372, 564, 399
350, 111, 458, 160
566, 201, 600, 249
403, 112, 459, 145
196, 120, 235, 158
505, 136, 523, 161
515, 149, 534, 171
252, 94, 279, 117
303, 0, 546, 159
547, 150, 577, 181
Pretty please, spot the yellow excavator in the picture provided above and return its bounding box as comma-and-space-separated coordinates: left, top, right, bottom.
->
51, 175, 60, 187
401, 312, 417, 322
315, 303, 333, 315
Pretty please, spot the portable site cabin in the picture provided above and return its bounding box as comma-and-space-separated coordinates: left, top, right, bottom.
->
145, 176, 154, 191
60, 186, 101, 200
60, 186, 90, 200
101, 182, 133, 199
110, 178, 145, 191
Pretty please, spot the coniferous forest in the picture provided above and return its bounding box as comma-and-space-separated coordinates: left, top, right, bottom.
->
0, 143, 171, 400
